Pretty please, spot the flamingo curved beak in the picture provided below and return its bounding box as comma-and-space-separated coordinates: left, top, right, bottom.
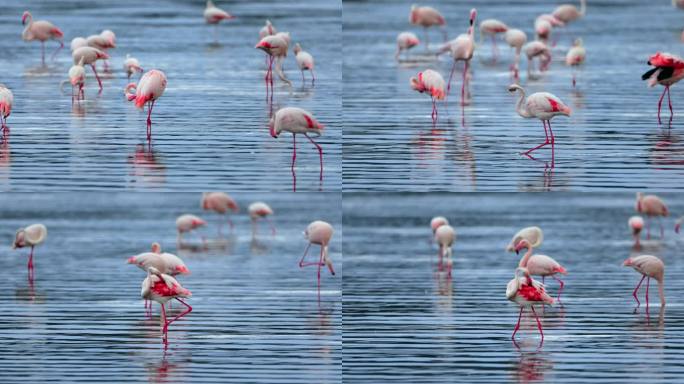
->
127, 256, 137, 264
21, 13, 28, 25
622, 258, 633, 267
176, 265, 191, 275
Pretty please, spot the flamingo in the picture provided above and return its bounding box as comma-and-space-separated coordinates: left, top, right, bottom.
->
504, 29, 527, 79
514, 239, 568, 301
506, 267, 554, 344
87, 32, 116, 70
506, 226, 543, 253
676, 216, 684, 233
524, 41, 552, 80
125, 70, 167, 141
294, 43, 315, 86
70, 37, 87, 52
445, 9, 477, 107
299, 220, 335, 298
176, 214, 207, 245
629, 216, 644, 249
21, 11, 63, 65
0, 85, 13, 136
124, 54, 144, 80
479, 18, 508, 60
259, 20, 277, 39
204, 0, 235, 43
641, 52, 684, 125
60, 57, 86, 102
675, 0, 684, 9
508, 84, 571, 164
434, 224, 455, 277
12, 224, 47, 282
72, 46, 109, 92
409, 5, 446, 51
201, 192, 239, 232
248, 202, 275, 237
269, 107, 324, 181
430, 216, 449, 234
396, 32, 420, 61
256, 35, 292, 97
623, 255, 665, 312
141, 266, 192, 345
565, 38, 585, 87
410, 69, 446, 124
534, 18, 552, 43
635, 192, 669, 239
552, 0, 587, 24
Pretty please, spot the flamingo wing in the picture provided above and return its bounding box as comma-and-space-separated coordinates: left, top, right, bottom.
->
649, 52, 684, 69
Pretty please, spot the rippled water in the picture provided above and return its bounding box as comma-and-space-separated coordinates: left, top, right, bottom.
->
343, 0, 684, 191
0, 193, 341, 383
343, 193, 684, 382
0, 0, 341, 191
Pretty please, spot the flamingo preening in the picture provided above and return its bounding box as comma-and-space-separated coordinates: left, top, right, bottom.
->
642, 52, 684, 125
430, 216, 449, 234
514, 238, 567, 301
141, 266, 192, 346
21, 11, 63, 65
410, 69, 446, 125
506, 267, 554, 345
124, 54, 144, 80
524, 41, 552, 80
125, 70, 167, 141
0, 85, 13, 136
396, 32, 420, 61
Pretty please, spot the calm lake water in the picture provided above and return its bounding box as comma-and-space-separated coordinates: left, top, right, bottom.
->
0, 193, 341, 383
343, 0, 684, 191
343, 193, 684, 383
0, 0, 341, 191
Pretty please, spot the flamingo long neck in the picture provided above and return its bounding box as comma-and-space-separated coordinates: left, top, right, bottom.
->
518, 246, 533, 268
515, 89, 532, 118
579, 0, 586, 16
22, 15, 33, 39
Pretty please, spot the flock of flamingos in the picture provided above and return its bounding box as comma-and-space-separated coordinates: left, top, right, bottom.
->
431, 192, 681, 347
12, 1, 326, 185
10, 192, 336, 347
401, 1, 684, 167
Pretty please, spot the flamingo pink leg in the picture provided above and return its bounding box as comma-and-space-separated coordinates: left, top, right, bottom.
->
524, 120, 550, 155
461, 61, 469, 107
90, 64, 103, 92
166, 298, 193, 331
548, 120, 556, 166
511, 307, 524, 339
160, 303, 168, 343
645, 277, 650, 312
667, 85, 674, 124
317, 245, 323, 301
41, 41, 46, 65
311, 70, 315, 86
553, 275, 565, 301
146, 100, 155, 141
431, 97, 437, 125
304, 133, 324, 181
530, 306, 544, 343
657, 86, 667, 125
50, 40, 64, 61
27, 246, 35, 282
291, 134, 297, 173
632, 275, 646, 307
437, 245, 443, 271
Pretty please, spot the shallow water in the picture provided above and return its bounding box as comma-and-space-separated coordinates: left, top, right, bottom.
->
343, 0, 684, 191
0, 0, 341, 191
343, 193, 684, 382
0, 193, 341, 383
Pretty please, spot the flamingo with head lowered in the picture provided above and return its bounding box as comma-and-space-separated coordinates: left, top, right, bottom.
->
61, 57, 86, 102
641, 52, 684, 125
0, 85, 13, 136
514, 238, 567, 301
21, 11, 63, 65
410, 69, 445, 125
270, 107, 325, 183
409, 4, 446, 51
623, 255, 665, 312
72, 46, 109, 92
300, 220, 335, 300
125, 70, 167, 141
12, 224, 47, 283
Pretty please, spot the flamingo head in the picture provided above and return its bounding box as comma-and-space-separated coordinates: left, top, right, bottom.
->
623, 257, 634, 267
192, 218, 207, 228
269, 118, 280, 138
508, 84, 523, 93
70, 74, 84, 86
469, 8, 477, 26
151, 242, 162, 253
12, 228, 26, 249
126, 256, 137, 264
514, 238, 531, 254
255, 40, 272, 52
97, 51, 110, 60
629, 216, 644, 233
294, 43, 302, 55
175, 264, 191, 275
21, 11, 30, 25
410, 76, 425, 93
573, 38, 583, 47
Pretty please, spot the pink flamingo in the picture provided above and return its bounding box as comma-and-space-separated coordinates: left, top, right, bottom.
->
259, 20, 277, 39
60, 57, 86, 102
629, 216, 644, 249
248, 202, 275, 237
124, 54, 144, 80
294, 43, 315, 86
21, 11, 63, 65
445, 9, 477, 107
504, 29, 527, 79
256, 35, 292, 98
396, 32, 420, 61
87, 32, 116, 70
506, 226, 543, 253
434, 224, 455, 277
269, 107, 324, 182
0, 85, 13, 136
552, 0, 587, 25
72, 46, 109, 92
299, 220, 335, 299
204, 0, 235, 43
524, 41, 552, 80
430, 216, 449, 234
565, 38, 585, 87
201, 192, 239, 231
506, 267, 554, 344
508, 84, 571, 164
141, 266, 192, 346
410, 69, 446, 124
12, 224, 47, 283
125, 70, 167, 141
623, 255, 665, 312
514, 239, 568, 301
635, 192, 669, 239
409, 5, 447, 51
176, 214, 207, 246
641, 52, 684, 125
479, 18, 508, 61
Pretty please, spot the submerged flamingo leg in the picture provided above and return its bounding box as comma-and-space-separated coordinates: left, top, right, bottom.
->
524, 120, 550, 155
291, 134, 297, 173
41, 41, 46, 65
667, 85, 674, 124
461, 61, 469, 106
657, 86, 667, 125
530, 306, 544, 344
317, 245, 324, 301
27, 246, 34, 281
632, 275, 646, 308
446, 60, 457, 102
90, 64, 103, 92
304, 133, 324, 181
548, 120, 555, 166
431, 97, 437, 125
553, 275, 565, 302
511, 307, 524, 339
646, 277, 650, 312
160, 303, 168, 343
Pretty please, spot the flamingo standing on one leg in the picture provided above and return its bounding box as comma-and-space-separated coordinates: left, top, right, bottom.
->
294, 43, 315, 86
514, 239, 568, 301
141, 267, 192, 346
565, 38, 586, 87
410, 69, 446, 124
409, 4, 447, 51
641, 52, 684, 125
125, 70, 167, 141
60, 57, 86, 102
12, 224, 47, 283
629, 216, 644, 249
248, 202, 275, 237
434, 224, 455, 277
396, 32, 420, 61
623, 255, 665, 312
0, 85, 14, 137
445, 9, 477, 107
269, 107, 325, 183
72, 46, 109, 92
204, 0, 235, 43
507, 267, 554, 345
479, 18, 508, 61
524, 41, 552, 80
201, 192, 239, 233
176, 214, 207, 246
506, 226, 544, 253
508, 84, 571, 165
124, 54, 144, 80
504, 29, 527, 79
299, 220, 335, 300
21, 11, 63, 65
635, 192, 669, 239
